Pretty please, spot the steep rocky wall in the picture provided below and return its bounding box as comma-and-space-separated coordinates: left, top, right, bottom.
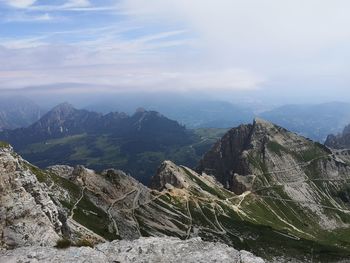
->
0, 145, 63, 249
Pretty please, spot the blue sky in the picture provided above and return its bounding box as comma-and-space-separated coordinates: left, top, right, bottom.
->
1, 0, 350, 103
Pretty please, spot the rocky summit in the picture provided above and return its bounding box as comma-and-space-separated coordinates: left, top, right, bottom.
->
2, 119, 350, 262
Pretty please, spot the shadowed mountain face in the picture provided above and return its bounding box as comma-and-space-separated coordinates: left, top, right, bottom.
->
198, 118, 340, 194
0, 103, 223, 184
325, 124, 350, 150
0, 104, 188, 148
0, 96, 43, 131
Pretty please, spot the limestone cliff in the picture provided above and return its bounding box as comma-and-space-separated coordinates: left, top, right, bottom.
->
326, 124, 350, 149
0, 143, 62, 249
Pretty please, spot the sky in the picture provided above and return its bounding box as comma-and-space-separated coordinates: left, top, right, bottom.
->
0, 0, 350, 104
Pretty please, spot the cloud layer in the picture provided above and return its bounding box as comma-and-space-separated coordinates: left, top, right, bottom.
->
0, 0, 349, 102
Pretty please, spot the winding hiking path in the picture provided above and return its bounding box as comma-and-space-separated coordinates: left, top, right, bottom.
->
69, 186, 85, 219
185, 197, 193, 239
131, 188, 142, 236
258, 195, 350, 213
107, 189, 137, 236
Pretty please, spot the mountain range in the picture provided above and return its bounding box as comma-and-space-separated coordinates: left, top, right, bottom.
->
84, 93, 254, 129
2, 119, 350, 262
260, 102, 350, 142
2, 96, 350, 143
87, 97, 350, 142
0, 103, 225, 184
0, 96, 43, 131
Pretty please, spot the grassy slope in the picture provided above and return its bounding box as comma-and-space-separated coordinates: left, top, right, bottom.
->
135, 166, 350, 261
18, 128, 227, 184
25, 156, 350, 261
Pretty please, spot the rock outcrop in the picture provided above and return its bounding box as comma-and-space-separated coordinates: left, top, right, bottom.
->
198, 118, 350, 244
150, 160, 189, 190
0, 237, 264, 263
326, 124, 350, 149
0, 144, 63, 249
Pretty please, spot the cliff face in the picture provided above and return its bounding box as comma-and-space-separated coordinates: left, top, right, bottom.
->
198, 119, 350, 239
0, 144, 63, 249
326, 124, 350, 149
197, 122, 254, 190
199, 118, 340, 194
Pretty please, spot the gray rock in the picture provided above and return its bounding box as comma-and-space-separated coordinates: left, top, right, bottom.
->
0, 145, 62, 249
0, 237, 265, 263
150, 160, 189, 190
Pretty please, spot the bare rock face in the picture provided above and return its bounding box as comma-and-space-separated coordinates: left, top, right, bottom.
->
0, 144, 62, 249
326, 124, 350, 149
197, 122, 253, 189
0, 237, 265, 263
198, 118, 350, 232
150, 161, 189, 191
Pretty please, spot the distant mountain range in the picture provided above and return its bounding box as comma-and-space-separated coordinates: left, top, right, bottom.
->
0, 103, 226, 184
87, 97, 350, 142
86, 95, 254, 129
0, 96, 43, 131
3, 96, 350, 144
259, 102, 350, 142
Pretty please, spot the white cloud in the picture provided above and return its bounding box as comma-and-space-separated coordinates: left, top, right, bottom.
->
1, 0, 36, 8
62, 0, 90, 8
27, 0, 115, 12
121, 0, 350, 74
0, 23, 262, 92
1, 0, 349, 99
4, 12, 56, 22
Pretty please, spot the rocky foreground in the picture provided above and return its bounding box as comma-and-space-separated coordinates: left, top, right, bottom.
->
0, 237, 264, 263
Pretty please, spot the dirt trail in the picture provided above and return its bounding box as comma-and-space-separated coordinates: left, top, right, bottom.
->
213, 206, 226, 234
69, 186, 85, 219
107, 189, 137, 236
185, 197, 192, 239
131, 188, 142, 236
258, 195, 350, 213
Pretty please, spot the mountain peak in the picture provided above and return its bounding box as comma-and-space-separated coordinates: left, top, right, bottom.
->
150, 160, 189, 191
253, 117, 273, 127
198, 119, 329, 193
136, 107, 146, 113
51, 102, 75, 113
0, 141, 12, 152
